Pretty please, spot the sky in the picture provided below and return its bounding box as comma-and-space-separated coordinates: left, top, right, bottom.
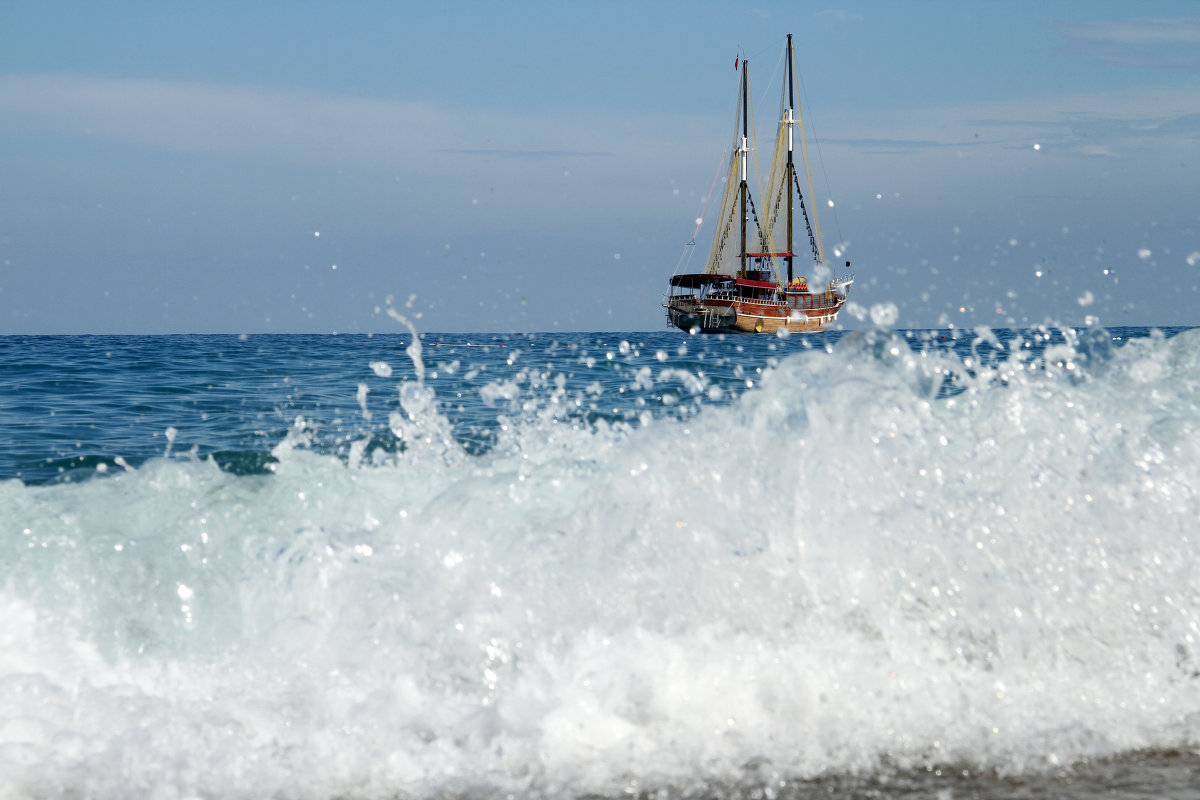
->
1, 0, 1198, 334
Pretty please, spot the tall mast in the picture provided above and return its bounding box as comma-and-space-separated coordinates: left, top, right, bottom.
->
738, 58, 749, 278
785, 34, 795, 285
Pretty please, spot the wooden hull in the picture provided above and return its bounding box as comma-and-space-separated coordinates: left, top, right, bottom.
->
667, 294, 845, 334
732, 295, 845, 333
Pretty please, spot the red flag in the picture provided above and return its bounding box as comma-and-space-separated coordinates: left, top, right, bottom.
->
734, 55, 739, 71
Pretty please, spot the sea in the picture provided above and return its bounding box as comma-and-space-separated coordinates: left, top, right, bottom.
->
2, 323, 1199, 800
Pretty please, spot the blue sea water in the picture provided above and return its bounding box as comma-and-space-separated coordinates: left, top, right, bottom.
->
2, 325, 1200, 799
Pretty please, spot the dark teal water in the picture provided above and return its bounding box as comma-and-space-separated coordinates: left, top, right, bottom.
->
0, 326, 1183, 485
6, 330, 842, 484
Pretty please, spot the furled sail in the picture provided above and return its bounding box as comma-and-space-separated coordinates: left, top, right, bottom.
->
762, 36, 825, 278
702, 61, 771, 277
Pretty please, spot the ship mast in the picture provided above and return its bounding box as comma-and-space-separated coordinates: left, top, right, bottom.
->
785, 34, 795, 285
738, 58, 749, 279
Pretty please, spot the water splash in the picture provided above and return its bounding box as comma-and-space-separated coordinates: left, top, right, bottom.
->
2, 327, 1199, 798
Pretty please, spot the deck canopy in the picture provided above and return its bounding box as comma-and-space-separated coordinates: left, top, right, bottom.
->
669, 273, 734, 289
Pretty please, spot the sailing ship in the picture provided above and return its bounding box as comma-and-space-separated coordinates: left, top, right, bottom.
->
665, 34, 853, 334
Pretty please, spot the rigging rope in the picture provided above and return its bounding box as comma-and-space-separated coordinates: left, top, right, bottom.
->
793, 172, 821, 264
691, 148, 727, 243
795, 64, 844, 255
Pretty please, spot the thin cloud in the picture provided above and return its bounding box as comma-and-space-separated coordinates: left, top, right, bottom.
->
0, 74, 437, 167
435, 148, 612, 159
1064, 17, 1200, 45
969, 111, 1200, 142
0, 72, 706, 242
822, 85, 1200, 172
0, 74, 629, 172
837, 137, 969, 151
1058, 16, 1200, 68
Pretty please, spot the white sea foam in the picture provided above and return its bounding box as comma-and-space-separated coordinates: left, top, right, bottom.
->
2, 328, 1199, 798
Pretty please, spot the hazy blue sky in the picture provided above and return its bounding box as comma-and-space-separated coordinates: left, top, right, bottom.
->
2, 1, 1198, 333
